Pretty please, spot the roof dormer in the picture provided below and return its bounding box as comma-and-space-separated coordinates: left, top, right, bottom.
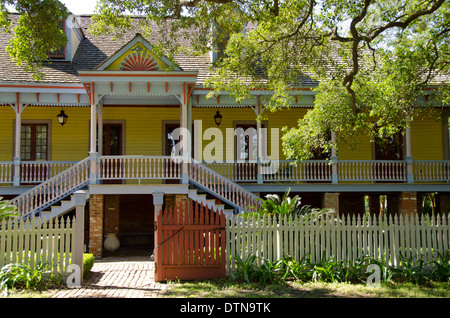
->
47, 14, 85, 62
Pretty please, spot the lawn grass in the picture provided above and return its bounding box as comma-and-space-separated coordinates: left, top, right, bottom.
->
162, 279, 450, 298
1, 279, 448, 299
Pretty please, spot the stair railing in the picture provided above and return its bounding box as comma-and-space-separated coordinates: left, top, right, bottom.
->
10, 157, 91, 220
188, 159, 261, 212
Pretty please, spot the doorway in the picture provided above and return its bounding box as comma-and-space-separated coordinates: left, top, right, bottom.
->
20, 123, 50, 182
163, 122, 181, 184
102, 123, 124, 184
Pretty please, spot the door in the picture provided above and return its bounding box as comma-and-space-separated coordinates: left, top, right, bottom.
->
164, 123, 181, 184
374, 131, 404, 181
103, 124, 123, 157
20, 123, 49, 182
102, 123, 123, 184
234, 123, 258, 181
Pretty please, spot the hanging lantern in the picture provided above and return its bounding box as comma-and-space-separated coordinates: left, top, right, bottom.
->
57, 109, 68, 126
213, 110, 222, 126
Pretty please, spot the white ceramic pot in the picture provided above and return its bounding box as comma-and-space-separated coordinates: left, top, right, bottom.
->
104, 233, 120, 252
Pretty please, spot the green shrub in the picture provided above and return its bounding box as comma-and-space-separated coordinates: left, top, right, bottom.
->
231, 251, 449, 286
431, 251, 450, 282
0, 262, 48, 296
83, 253, 95, 277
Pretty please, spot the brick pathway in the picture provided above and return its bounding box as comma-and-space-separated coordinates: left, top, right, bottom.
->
51, 255, 168, 298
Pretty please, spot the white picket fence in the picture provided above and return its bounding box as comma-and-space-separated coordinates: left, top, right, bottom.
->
225, 212, 450, 273
0, 217, 76, 275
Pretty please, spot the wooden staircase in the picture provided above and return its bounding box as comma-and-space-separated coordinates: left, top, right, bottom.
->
9, 156, 260, 222
188, 159, 261, 213
10, 157, 91, 221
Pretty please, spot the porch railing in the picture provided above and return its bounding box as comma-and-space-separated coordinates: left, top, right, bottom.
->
413, 160, 450, 182
1, 158, 449, 186
98, 156, 181, 181
338, 160, 407, 181
10, 157, 90, 219
0, 162, 13, 183
20, 161, 77, 183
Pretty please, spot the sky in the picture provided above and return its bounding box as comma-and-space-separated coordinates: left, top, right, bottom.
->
6, 1, 98, 15
60, 0, 98, 15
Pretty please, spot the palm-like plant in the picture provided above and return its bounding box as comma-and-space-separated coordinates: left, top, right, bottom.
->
0, 197, 18, 221
254, 188, 313, 216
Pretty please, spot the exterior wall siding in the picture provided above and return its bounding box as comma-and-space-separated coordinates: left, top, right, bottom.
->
0, 105, 445, 162
411, 115, 443, 160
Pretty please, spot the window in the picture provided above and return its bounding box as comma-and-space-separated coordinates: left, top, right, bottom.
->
374, 130, 404, 160
21, 124, 48, 161
234, 122, 268, 161
448, 116, 450, 159
444, 111, 450, 160
311, 130, 331, 160
165, 123, 180, 157
214, 23, 244, 62
47, 20, 66, 60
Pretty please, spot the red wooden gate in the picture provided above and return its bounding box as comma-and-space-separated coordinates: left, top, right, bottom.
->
155, 199, 226, 282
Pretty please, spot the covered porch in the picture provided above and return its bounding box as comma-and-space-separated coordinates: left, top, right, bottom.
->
1, 156, 449, 186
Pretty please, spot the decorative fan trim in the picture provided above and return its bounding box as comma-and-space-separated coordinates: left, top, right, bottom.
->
119, 52, 159, 71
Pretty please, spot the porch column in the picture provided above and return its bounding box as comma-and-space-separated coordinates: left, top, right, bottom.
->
153, 191, 164, 262
331, 131, 339, 184
256, 96, 264, 184
13, 93, 22, 186
180, 84, 189, 184
187, 96, 193, 141
398, 191, 417, 217
89, 86, 99, 185
405, 115, 414, 183
72, 190, 87, 284
89, 194, 104, 258
323, 192, 340, 215
97, 102, 103, 155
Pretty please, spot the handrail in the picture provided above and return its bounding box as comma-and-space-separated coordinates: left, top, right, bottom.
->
188, 159, 261, 212
10, 157, 90, 220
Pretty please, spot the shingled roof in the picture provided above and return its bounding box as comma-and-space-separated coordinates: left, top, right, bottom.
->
1, 14, 446, 88
0, 14, 211, 85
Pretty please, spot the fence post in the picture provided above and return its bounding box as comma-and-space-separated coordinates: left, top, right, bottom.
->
72, 190, 87, 283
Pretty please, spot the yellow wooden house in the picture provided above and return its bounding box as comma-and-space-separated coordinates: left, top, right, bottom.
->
0, 14, 448, 257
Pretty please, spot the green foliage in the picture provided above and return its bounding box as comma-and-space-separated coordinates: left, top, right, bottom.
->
0, 0, 69, 81
431, 251, 450, 282
2, 0, 448, 159
391, 254, 430, 285
83, 253, 95, 277
0, 196, 18, 220
231, 250, 450, 286
90, 0, 449, 162
0, 262, 48, 296
251, 188, 325, 217
232, 254, 286, 285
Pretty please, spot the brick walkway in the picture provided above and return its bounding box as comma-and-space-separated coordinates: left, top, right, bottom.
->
51, 255, 168, 298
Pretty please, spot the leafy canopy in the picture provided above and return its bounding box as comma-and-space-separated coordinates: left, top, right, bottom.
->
2, 0, 449, 159
0, 0, 69, 80
89, 0, 449, 159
